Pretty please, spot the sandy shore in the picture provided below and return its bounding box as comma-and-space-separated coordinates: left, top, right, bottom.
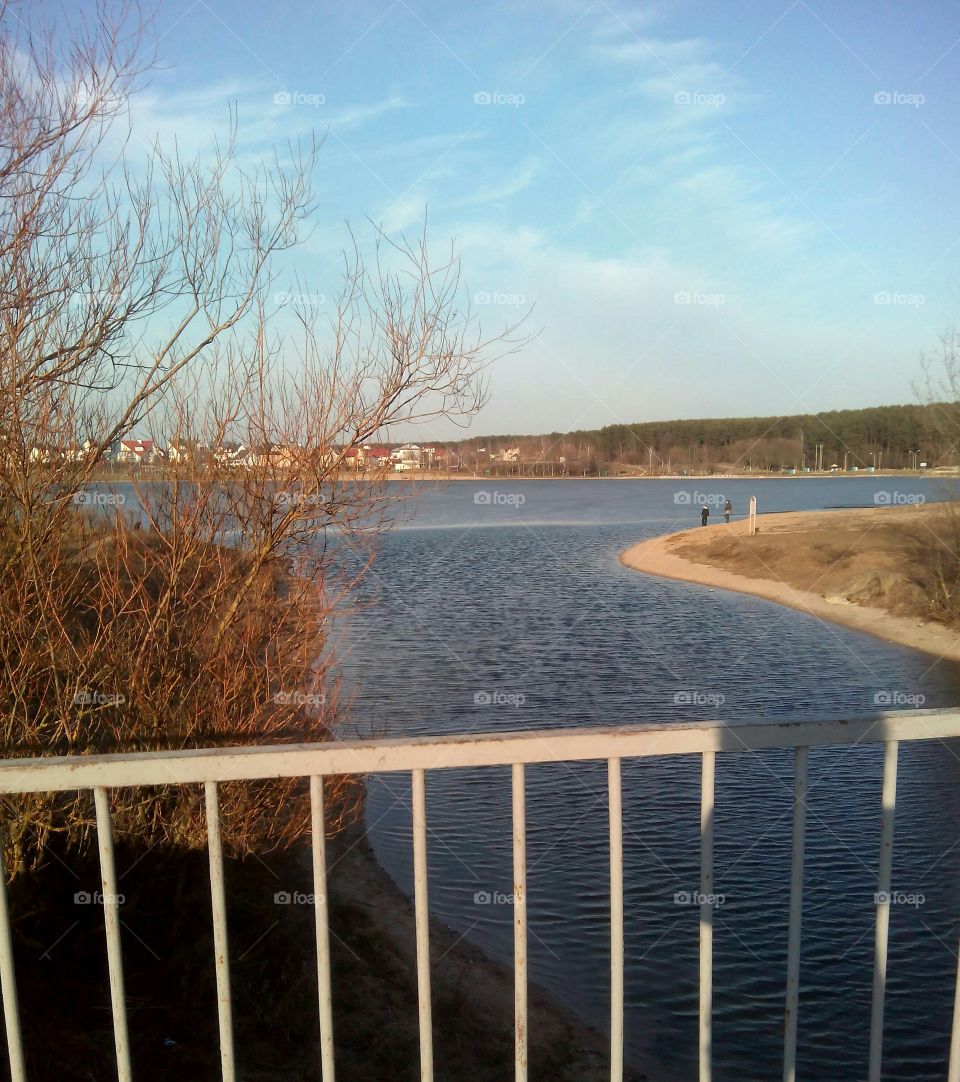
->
620, 505, 960, 664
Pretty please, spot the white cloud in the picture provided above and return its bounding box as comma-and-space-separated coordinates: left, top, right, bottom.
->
324, 94, 410, 130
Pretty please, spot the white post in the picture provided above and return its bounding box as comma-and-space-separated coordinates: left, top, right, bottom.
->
513, 763, 528, 1082
205, 781, 236, 1082
412, 768, 434, 1082
0, 832, 26, 1082
868, 740, 899, 1082
748, 496, 757, 536
700, 751, 715, 1082
310, 776, 336, 1082
609, 758, 624, 1082
94, 787, 132, 1082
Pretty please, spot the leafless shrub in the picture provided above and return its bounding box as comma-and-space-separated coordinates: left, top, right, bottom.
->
0, 2, 521, 875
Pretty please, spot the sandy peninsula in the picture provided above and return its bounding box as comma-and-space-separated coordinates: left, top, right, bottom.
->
620, 504, 960, 664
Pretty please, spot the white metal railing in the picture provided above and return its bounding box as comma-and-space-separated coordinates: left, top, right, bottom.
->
0, 709, 959, 1081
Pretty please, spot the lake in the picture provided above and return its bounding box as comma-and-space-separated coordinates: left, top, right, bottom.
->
335, 477, 960, 1080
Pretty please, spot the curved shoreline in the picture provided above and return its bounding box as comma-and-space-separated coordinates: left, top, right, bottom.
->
620, 509, 960, 665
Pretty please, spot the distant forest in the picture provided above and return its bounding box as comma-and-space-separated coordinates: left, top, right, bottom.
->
451, 403, 960, 473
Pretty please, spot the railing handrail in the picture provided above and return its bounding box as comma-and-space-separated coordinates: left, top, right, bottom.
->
3, 709, 960, 1082
0, 709, 956, 792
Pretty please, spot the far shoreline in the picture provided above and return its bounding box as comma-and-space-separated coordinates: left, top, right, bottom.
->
620, 506, 960, 665
89, 467, 954, 483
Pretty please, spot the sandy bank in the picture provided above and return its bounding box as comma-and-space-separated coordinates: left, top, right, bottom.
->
620, 505, 960, 664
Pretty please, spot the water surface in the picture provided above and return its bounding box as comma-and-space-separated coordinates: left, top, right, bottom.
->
341, 478, 960, 1079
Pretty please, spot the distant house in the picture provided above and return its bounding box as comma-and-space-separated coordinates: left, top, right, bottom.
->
491, 446, 520, 463
64, 439, 99, 463
391, 444, 422, 471
115, 438, 154, 464
345, 444, 393, 470
267, 445, 303, 470
167, 442, 191, 464
366, 445, 393, 466
232, 447, 263, 469
213, 442, 251, 467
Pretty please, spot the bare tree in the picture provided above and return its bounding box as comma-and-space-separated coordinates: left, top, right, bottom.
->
0, 2, 520, 874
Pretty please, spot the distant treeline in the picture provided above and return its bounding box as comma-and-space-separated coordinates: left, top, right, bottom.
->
454, 403, 960, 472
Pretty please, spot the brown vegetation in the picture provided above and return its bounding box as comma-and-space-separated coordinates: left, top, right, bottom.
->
0, 0, 516, 875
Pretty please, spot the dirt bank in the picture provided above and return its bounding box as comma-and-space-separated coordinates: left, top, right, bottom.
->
620, 504, 960, 663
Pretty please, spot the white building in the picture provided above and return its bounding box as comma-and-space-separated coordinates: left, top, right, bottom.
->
392, 444, 423, 471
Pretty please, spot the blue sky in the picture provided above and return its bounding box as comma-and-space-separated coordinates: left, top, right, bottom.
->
71, 1, 960, 435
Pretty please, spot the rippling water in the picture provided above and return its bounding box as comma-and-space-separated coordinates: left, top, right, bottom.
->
335, 478, 960, 1080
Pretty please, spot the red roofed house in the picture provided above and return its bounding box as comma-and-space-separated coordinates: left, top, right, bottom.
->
115, 439, 155, 464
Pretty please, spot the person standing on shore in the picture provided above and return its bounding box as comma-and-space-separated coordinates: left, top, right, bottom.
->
724, 499, 732, 523
701, 505, 709, 527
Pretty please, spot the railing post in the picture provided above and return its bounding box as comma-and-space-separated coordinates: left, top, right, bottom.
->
868, 740, 899, 1082
700, 750, 715, 1082
0, 831, 25, 1082
513, 763, 527, 1082
205, 781, 235, 1082
609, 757, 624, 1082
412, 768, 434, 1082
310, 776, 335, 1082
94, 787, 132, 1082
783, 746, 808, 1082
